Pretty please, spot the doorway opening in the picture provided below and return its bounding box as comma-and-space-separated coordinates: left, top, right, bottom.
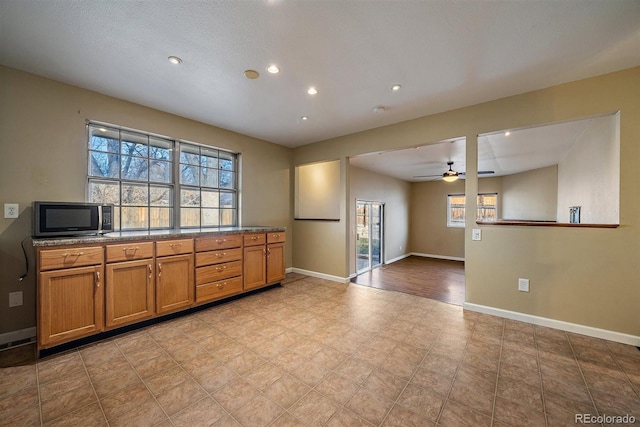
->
356, 200, 384, 274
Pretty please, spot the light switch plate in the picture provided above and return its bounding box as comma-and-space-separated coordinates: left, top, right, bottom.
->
4, 204, 19, 219
472, 228, 482, 241
518, 278, 530, 292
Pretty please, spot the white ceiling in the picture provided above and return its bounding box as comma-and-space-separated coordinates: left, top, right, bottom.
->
350, 117, 597, 182
1, 1, 638, 149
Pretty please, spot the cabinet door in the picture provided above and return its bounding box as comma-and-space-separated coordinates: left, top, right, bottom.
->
267, 242, 285, 284
156, 254, 194, 315
39, 265, 104, 348
243, 245, 266, 290
105, 259, 155, 328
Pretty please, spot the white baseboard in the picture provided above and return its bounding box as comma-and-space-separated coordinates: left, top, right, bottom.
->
411, 252, 465, 262
289, 268, 350, 284
385, 253, 412, 265
464, 302, 640, 347
0, 327, 36, 347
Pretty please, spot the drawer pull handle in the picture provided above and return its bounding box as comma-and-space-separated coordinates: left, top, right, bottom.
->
158, 263, 162, 277
251, 236, 258, 240
215, 239, 227, 244
273, 234, 280, 238
148, 264, 152, 279
62, 252, 85, 258
122, 247, 139, 253
95, 271, 101, 287
215, 252, 227, 258
215, 266, 227, 272
217, 282, 227, 290
169, 243, 182, 248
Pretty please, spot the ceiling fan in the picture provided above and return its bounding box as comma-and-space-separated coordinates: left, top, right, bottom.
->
414, 161, 494, 182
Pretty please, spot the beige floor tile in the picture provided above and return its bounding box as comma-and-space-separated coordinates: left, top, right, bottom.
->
396, 383, 445, 422
99, 382, 156, 421
232, 393, 284, 427
382, 404, 436, 427
40, 383, 97, 424
171, 396, 228, 427
212, 377, 260, 412
493, 396, 547, 427
437, 399, 492, 427
264, 374, 311, 408
345, 387, 394, 425
289, 390, 340, 426
43, 402, 106, 427
314, 372, 359, 405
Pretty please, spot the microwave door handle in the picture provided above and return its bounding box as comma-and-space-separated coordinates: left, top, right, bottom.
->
98, 206, 103, 232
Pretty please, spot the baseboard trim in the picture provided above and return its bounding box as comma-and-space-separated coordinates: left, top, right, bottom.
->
464, 302, 640, 346
289, 268, 350, 284
411, 252, 465, 262
385, 253, 412, 265
0, 327, 36, 347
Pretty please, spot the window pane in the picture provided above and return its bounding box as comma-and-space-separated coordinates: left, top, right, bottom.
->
121, 136, 148, 158
150, 160, 171, 183
220, 192, 235, 208
219, 151, 235, 171
89, 126, 119, 152
220, 209, 236, 226
150, 207, 171, 229
180, 164, 200, 185
122, 183, 148, 205
121, 156, 148, 181
89, 180, 119, 205
219, 171, 235, 189
150, 137, 173, 160
201, 190, 219, 208
201, 167, 219, 188
201, 208, 219, 227
150, 185, 172, 207
181, 188, 200, 207
180, 145, 200, 165
90, 152, 120, 178
181, 208, 200, 227
201, 148, 219, 168
121, 206, 148, 230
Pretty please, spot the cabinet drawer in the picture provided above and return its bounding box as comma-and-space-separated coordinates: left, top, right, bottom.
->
195, 247, 242, 267
196, 260, 242, 285
196, 277, 242, 303
39, 246, 104, 271
106, 242, 154, 262
156, 239, 193, 257
267, 232, 286, 244
243, 233, 266, 247
195, 234, 242, 252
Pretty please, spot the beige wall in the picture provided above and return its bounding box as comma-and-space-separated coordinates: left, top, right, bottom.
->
0, 66, 292, 336
557, 114, 620, 224
348, 166, 411, 275
293, 67, 640, 338
410, 176, 502, 259
501, 165, 558, 221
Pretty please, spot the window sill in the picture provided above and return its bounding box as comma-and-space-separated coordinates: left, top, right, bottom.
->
476, 220, 619, 229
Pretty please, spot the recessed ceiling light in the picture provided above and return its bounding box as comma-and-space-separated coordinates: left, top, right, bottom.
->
267, 65, 280, 74
301, 116, 309, 121
391, 84, 402, 91
244, 69, 260, 79
168, 56, 183, 65
505, 131, 511, 136
307, 87, 319, 95
373, 106, 387, 114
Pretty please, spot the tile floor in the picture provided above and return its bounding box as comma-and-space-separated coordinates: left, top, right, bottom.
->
1, 273, 639, 426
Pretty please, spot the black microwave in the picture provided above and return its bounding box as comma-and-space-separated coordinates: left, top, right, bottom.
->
33, 201, 114, 237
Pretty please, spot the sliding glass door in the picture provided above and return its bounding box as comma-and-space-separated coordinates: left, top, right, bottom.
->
356, 200, 384, 274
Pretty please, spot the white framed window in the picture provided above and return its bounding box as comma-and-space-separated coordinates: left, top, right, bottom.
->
88, 122, 238, 231
447, 193, 498, 227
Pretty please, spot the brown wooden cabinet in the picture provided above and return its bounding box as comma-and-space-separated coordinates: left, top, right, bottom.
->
37, 246, 104, 349
105, 242, 155, 328
156, 239, 194, 315
244, 232, 286, 290
195, 234, 243, 303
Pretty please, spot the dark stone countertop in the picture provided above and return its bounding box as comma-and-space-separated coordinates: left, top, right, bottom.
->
32, 226, 286, 247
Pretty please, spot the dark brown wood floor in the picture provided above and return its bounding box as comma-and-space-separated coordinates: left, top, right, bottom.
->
351, 256, 465, 305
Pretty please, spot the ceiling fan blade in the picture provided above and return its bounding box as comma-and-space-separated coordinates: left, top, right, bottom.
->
413, 174, 443, 178
458, 170, 494, 175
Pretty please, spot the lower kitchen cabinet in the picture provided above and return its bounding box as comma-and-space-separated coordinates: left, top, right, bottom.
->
267, 242, 285, 284
243, 241, 266, 290
156, 253, 194, 314
105, 259, 155, 328
38, 264, 104, 348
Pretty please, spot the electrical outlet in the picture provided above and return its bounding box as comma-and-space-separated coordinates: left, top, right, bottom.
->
472, 228, 482, 241
518, 278, 530, 292
9, 291, 23, 307
4, 203, 19, 219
